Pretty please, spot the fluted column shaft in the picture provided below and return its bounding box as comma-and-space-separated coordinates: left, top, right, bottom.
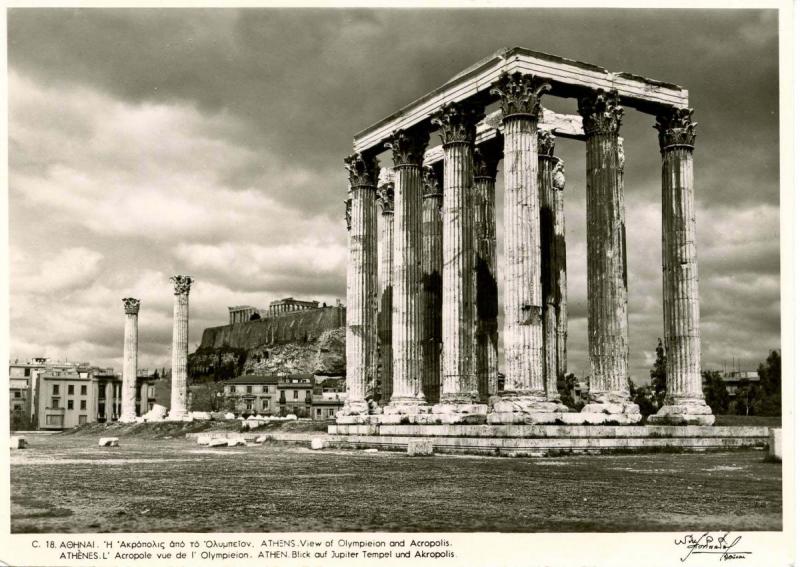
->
169, 276, 192, 419
553, 160, 568, 386
473, 147, 499, 402
538, 132, 560, 401
377, 186, 395, 403
388, 130, 428, 406
139, 381, 148, 415
421, 168, 443, 403
343, 154, 378, 414
580, 90, 629, 402
104, 381, 114, 420
120, 298, 140, 422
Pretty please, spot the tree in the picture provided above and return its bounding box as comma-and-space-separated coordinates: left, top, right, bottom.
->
754, 350, 781, 416
733, 383, 758, 416
628, 377, 656, 420
702, 370, 729, 415
650, 338, 667, 409
559, 372, 585, 411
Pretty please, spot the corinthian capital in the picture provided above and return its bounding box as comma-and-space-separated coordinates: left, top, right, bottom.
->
377, 184, 394, 214
537, 129, 556, 157
170, 275, 193, 295
490, 72, 551, 119
422, 166, 441, 198
385, 129, 428, 167
122, 297, 141, 315
655, 107, 697, 150
473, 145, 500, 180
578, 89, 624, 136
344, 198, 352, 231
432, 101, 479, 146
553, 159, 566, 191
344, 152, 379, 187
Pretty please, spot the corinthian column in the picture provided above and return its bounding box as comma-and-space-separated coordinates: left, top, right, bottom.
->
553, 159, 568, 388
488, 72, 563, 423
538, 131, 561, 403
386, 129, 429, 413
578, 89, 639, 422
341, 153, 379, 416
421, 165, 443, 404
473, 143, 500, 403
119, 298, 140, 422
168, 275, 193, 420
649, 108, 714, 425
377, 180, 395, 404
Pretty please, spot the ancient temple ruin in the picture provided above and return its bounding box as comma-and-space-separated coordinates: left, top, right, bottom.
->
340, 47, 713, 428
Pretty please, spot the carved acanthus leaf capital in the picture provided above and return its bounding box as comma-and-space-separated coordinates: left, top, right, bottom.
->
170, 275, 193, 295
122, 297, 141, 315
472, 145, 500, 180
377, 184, 394, 213
422, 166, 441, 198
432, 101, 479, 146
578, 89, 624, 136
385, 129, 428, 167
655, 107, 697, 150
553, 159, 566, 191
490, 71, 551, 119
344, 198, 352, 231
344, 152, 379, 187
537, 129, 556, 157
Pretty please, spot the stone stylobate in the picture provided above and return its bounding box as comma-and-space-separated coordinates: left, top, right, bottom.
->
342, 153, 379, 415
578, 89, 640, 423
649, 108, 714, 426
385, 129, 430, 413
168, 275, 193, 420
120, 297, 140, 423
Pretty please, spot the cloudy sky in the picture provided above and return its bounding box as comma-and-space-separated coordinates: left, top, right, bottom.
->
7, 8, 779, 383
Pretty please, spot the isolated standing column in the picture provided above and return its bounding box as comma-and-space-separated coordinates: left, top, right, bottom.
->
473, 143, 500, 402
120, 297, 140, 422
386, 128, 429, 410
421, 166, 443, 404
168, 275, 193, 420
649, 108, 714, 425
342, 153, 379, 415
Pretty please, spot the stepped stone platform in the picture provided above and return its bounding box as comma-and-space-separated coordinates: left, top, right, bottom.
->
326, 424, 770, 456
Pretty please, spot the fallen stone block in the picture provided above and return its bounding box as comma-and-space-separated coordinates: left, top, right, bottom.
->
10, 436, 27, 449
407, 439, 434, 456
285, 414, 298, 421
310, 437, 326, 450
196, 434, 211, 445
208, 438, 228, 447
210, 411, 226, 420
363, 448, 379, 453
254, 435, 268, 444
99, 437, 119, 447
190, 411, 212, 421
768, 428, 782, 461
224, 412, 236, 420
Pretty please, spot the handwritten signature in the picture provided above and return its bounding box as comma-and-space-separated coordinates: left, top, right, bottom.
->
674, 532, 751, 562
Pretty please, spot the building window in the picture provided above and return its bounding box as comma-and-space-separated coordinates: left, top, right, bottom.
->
13, 404, 23, 411
46, 415, 64, 426
14, 391, 21, 398
67, 400, 74, 410
68, 384, 74, 395
80, 385, 87, 395
262, 399, 270, 410
246, 386, 252, 394
315, 408, 322, 417
262, 386, 269, 393
328, 409, 335, 417
24, 368, 30, 377
293, 390, 298, 399
51, 397, 60, 409
80, 400, 87, 410
78, 415, 87, 425
229, 386, 236, 394
53, 385, 60, 395
246, 401, 253, 410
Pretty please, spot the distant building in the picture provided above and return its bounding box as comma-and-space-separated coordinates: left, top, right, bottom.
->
228, 305, 269, 324
221, 373, 344, 418
268, 297, 320, 316
35, 367, 122, 430
711, 370, 760, 398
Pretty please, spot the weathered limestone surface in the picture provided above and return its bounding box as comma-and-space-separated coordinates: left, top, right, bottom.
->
552, 159, 568, 385
433, 101, 480, 410
473, 142, 500, 402
342, 153, 379, 416
99, 437, 119, 447
105, 381, 114, 421
768, 428, 782, 461
538, 131, 561, 403
168, 275, 193, 420
407, 438, 434, 456
120, 297, 140, 423
377, 182, 395, 404
489, 72, 552, 417
649, 108, 713, 426
387, 129, 429, 412
421, 166, 443, 404
578, 89, 638, 420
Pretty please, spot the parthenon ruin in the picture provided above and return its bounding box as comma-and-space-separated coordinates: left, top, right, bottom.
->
341, 47, 714, 427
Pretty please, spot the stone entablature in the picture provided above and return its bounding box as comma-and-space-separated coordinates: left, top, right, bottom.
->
268, 297, 320, 315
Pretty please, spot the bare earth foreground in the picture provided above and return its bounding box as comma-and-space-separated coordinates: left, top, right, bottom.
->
11, 435, 781, 533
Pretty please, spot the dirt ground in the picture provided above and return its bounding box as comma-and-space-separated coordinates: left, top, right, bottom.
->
10, 435, 781, 533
